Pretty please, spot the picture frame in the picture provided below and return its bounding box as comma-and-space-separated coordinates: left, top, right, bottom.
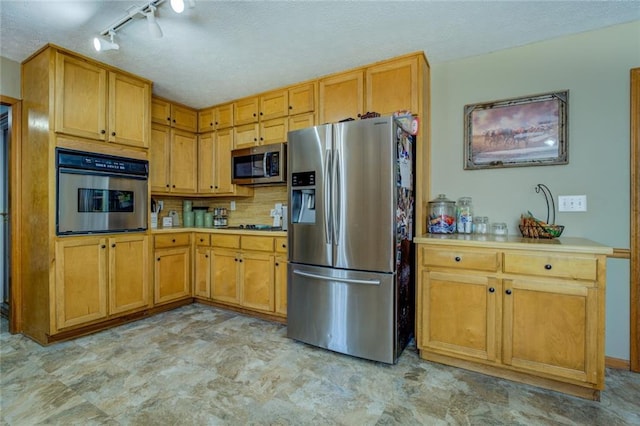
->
464, 90, 568, 170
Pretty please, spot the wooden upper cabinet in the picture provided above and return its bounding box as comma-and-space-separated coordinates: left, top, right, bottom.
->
152, 97, 198, 132
234, 97, 259, 125
169, 129, 197, 193
54, 52, 150, 147
150, 124, 171, 192
55, 53, 108, 141
259, 89, 288, 121
108, 72, 150, 148
197, 132, 215, 193
216, 103, 234, 129
288, 82, 316, 116
198, 108, 215, 133
318, 70, 364, 124
260, 117, 288, 146
366, 57, 419, 116
288, 112, 315, 133
234, 123, 259, 149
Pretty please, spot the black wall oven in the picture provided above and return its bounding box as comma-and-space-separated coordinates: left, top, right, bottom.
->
56, 149, 148, 235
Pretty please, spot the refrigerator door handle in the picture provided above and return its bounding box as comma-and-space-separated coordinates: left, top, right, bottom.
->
293, 270, 381, 286
332, 148, 340, 245
324, 149, 332, 244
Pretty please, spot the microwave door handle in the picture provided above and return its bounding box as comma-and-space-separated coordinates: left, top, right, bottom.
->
263, 153, 269, 177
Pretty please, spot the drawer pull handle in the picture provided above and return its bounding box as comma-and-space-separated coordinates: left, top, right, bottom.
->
544, 264, 552, 270
172, 239, 176, 243
454, 256, 461, 262
505, 289, 512, 295
488, 287, 495, 293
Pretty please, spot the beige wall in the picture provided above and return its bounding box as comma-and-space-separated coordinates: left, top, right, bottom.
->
430, 21, 640, 359
0, 56, 20, 99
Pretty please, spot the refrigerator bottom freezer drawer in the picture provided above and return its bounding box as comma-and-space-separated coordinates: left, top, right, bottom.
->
287, 263, 397, 364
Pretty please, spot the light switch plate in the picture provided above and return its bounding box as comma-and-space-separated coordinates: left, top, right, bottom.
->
558, 195, 587, 212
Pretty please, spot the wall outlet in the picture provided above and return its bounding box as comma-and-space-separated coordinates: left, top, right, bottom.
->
230, 201, 236, 211
157, 200, 164, 211
558, 195, 587, 212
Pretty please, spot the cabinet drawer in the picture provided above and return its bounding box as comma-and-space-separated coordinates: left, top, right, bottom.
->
421, 247, 499, 272
155, 233, 191, 248
211, 234, 240, 249
275, 237, 288, 253
241, 236, 274, 252
503, 252, 597, 281
194, 233, 210, 246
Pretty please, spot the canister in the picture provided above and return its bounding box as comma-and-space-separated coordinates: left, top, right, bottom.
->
204, 212, 213, 227
456, 197, 473, 234
427, 194, 456, 233
183, 200, 192, 212
194, 210, 205, 228
183, 211, 194, 227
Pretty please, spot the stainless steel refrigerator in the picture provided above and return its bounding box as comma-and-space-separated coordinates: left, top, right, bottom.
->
287, 116, 415, 364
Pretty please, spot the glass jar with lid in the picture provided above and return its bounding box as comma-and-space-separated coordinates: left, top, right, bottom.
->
456, 197, 474, 234
428, 194, 456, 233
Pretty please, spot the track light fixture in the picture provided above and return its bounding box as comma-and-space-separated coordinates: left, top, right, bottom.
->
93, 0, 194, 52
145, 5, 163, 38
93, 30, 119, 52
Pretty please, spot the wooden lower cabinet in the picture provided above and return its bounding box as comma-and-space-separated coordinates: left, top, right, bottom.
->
154, 234, 191, 304
194, 232, 286, 317
415, 235, 611, 400
55, 234, 150, 332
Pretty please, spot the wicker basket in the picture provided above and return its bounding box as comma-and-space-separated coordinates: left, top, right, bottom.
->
519, 224, 564, 239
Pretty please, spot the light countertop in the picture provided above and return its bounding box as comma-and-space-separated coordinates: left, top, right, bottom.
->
413, 233, 613, 255
151, 227, 287, 237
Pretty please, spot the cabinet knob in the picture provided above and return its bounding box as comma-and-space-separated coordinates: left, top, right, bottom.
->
215, 121, 219, 125
166, 184, 170, 188
488, 287, 495, 293
259, 112, 263, 116
172, 185, 176, 188
101, 129, 106, 134
215, 185, 218, 189
239, 259, 243, 263
454, 256, 461, 262
101, 244, 106, 249
544, 264, 552, 270
209, 122, 213, 126
167, 117, 171, 121
111, 243, 116, 248
505, 289, 512, 295
200, 238, 204, 242
111, 132, 116, 136
253, 138, 257, 142
205, 254, 208, 258
289, 105, 293, 110
210, 185, 213, 189
260, 137, 264, 141
282, 244, 286, 248
157, 257, 160, 261
173, 119, 176, 123
235, 258, 238, 262
253, 113, 257, 117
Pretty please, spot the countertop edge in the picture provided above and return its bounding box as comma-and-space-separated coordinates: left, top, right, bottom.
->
151, 227, 288, 237
413, 234, 613, 255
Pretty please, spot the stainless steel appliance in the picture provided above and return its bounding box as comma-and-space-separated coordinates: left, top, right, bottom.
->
287, 117, 416, 364
231, 143, 286, 186
56, 149, 148, 235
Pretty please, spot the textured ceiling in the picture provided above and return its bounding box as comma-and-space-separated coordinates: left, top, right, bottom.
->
1, 1, 639, 109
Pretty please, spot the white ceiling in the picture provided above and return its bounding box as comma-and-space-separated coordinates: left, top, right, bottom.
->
1, 1, 638, 109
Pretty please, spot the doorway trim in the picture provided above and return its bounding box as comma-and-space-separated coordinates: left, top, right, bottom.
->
631, 68, 639, 372
1, 95, 21, 334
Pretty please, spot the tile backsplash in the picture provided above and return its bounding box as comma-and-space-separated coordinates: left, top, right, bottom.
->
153, 186, 287, 227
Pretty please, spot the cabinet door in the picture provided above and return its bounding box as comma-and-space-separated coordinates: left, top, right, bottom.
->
150, 124, 171, 193
197, 132, 215, 193
108, 72, 150, 148
214, 128, 235, 194
198, 107, 215, 133
171, 104, 198, 132
289, 83, 315, 115
234, 97, 259, 125
211, 248, 240, 305
194, 247, 211, 299
318, 70, 364, 124
55, 52, 107, 141
259, 117, 288, 146
260, 89, 288, 121
151, 98, 172, 126
274, 255, 287, 316
216, 103, 234, 129
502, 278, 599, 384
366, 57, 419, 116
234, 123, 259, 149
55, 238, 108, 330
170, 129, 197, 193
240, 251, 275, 312
109, 235, 149, 315
419, 270, 498, 362
154, 247, 191, 304
288, 113, 315, 133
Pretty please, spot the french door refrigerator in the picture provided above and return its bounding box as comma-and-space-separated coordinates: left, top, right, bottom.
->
287, 116, 415, 364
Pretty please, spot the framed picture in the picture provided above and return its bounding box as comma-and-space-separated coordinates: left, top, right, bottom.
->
464, 91, 568, 170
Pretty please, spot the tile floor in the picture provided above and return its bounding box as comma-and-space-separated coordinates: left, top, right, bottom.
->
1, 304, 639, 425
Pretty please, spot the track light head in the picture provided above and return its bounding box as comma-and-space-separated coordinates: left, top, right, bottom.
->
93, 30, 119, 52
145, 5, 163, 38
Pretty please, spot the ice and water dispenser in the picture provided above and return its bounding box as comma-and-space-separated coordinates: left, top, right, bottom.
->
291, 171, 316, 224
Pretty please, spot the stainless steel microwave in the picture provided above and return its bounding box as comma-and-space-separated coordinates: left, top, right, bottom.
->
231, 143, 287, 186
